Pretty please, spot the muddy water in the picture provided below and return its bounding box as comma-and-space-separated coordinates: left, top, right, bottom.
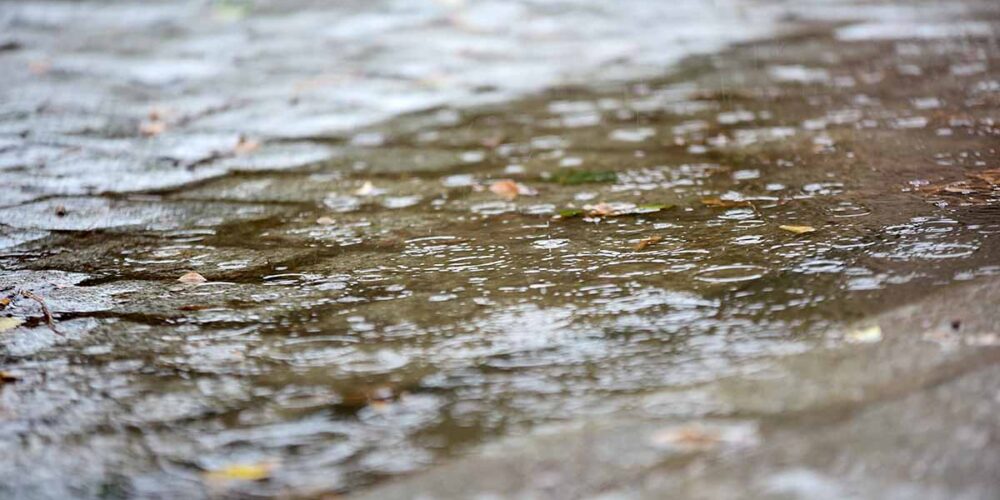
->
2, 0, 1000, 498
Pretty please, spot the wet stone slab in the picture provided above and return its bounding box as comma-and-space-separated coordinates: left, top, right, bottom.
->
0, 197, 291, 231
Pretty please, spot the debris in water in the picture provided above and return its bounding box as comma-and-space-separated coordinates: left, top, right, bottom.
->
845, 324, 882, 344
779, 225, 817, 234
701, 197, 752, 209
489, 180, 536, 200
633, 235, 664, 251
650, 422, 759, 451
0, 371, 19, 384
555, 208, 584, 219
583, 202, 673, 217
203, 462, 274, 482
19, 290, 59, 335
550, 170, 617, 185
178, 272, 208, 284
233, 135, 260, 155
0, 317, 24, 333
354, 181, 385, 197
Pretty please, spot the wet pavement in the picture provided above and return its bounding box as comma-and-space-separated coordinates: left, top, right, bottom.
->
1, 0, 999, 498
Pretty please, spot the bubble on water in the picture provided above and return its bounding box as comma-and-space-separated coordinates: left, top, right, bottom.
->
694, 264, 767, 283
872, 242, 979, 260
429, 293, 457, 302
609, 127, 655, 142
793, 259, 845, 274
532, 239, 570, 250
470, 201, 515, 215
323, 194, 362, 212
827, 201, 870, 218
383, 195, 423, 209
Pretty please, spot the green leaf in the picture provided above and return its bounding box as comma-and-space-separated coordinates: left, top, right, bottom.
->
635, 203, 675, 213
550, 170, 618, 185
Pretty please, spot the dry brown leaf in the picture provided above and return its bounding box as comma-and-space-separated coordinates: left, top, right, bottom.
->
779, 224, 817, 234
0, 297, 10, 309
633, 235, 664, 251
178, 272, 208, 284
0, 370, 19, 384
489, 180, 536, 200
967, 168, 1000, 186
701, 197, 751, 208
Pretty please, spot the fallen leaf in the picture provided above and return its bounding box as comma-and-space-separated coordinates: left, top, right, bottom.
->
139, 120, 167, 137
203, 462, 273, 482
28, 60, 50, 75
316, 216, 336, 225
0, 297, 10, 309
550, 170, 617, 185
489, 180, 536, 200
651, 424, 721, 450
701, 197, 752, 208
583, 202, 672, 217
0, 317, 24, 333
635, 203, 675, 213
354, 181, 384, 197
556, 208, 584, 219
480, 133, 506, 149
650, 422, 759, 451
178, 272, 208, 284
633, 235, 664, 251
233, 135, 260, 155
845, 324, 882, 344
0, 370, 19, 383
586, 202, 618, 216
779, 224, 817, 234
967, 168, 1000, 186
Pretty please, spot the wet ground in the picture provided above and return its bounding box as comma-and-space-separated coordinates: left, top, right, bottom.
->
1, 0, 999, 498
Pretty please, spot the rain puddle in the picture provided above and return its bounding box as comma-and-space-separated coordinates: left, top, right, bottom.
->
2, 0, 1000, 497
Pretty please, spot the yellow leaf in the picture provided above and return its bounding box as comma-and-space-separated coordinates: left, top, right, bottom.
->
779, 224, 816, 234
0, 317, 24, 333
845, 324, 882, 344
204, 462, 273, 482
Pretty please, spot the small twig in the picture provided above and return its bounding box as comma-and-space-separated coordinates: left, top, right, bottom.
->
19, 290, 60, 335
